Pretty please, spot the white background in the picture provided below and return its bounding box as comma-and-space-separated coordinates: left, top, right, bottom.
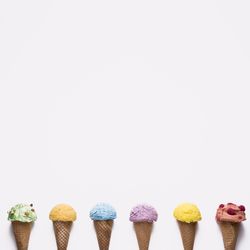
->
0, 0, 250, 249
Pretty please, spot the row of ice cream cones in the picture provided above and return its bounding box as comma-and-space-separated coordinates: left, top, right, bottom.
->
7, 202, 246, 250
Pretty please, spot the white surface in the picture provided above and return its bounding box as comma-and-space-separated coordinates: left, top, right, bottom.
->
0, 0, 250, 249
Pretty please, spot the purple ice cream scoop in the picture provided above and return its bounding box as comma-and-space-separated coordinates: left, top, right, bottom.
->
129, 204, 158, 223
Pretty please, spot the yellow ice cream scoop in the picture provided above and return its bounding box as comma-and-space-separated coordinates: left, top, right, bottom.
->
49, 204, 77, 222
173, 203, 201, 223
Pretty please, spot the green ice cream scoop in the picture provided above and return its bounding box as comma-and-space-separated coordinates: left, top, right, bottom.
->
8, 204, 37, 223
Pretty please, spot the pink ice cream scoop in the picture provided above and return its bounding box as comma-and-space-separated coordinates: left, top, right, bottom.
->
216, 203, 246, 223
129, 204, 158, 222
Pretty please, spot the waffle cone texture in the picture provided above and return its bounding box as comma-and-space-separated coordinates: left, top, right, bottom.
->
177, 221, 197, 250
134, 222, 153, 250
53, 221, 72, 250
94, 220, 113, 250
219, 222, 239, 250
12, 221, 33, 250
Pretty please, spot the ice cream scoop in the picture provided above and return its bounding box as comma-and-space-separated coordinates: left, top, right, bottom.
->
173, 203, 202, 250
90, 203, 117, 221
130, 204, 158, 250
8, 203, 37, 250
216, 203, 246, 223
49, 204, 77, 222
130, 204, 158, 223
216, 203, 246, 250
49, 204, 77, 250
173, 203, 202, 223
8, 203, 37, 223
90, 203, 117, 250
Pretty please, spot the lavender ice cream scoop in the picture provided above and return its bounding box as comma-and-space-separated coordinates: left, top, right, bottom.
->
129, 204, 158, 223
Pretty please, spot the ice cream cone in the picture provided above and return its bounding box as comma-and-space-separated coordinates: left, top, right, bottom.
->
49, 204, 77, 250
134, 222, 153, 250
94, 220, 113, 250
177, 221, 196, 250
53, 221, 72, 250
130, 204, 158, 250
173, 203, 201, 250
216, 203, 246, 250
90, 203, 116, 250
12, 221, 33, 250
219, 221, 239, 250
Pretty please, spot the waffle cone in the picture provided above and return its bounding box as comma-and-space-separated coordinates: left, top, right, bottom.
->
12, 221, 33, 250
177, 221, 197, 250
219, 221, 239, 250
133, 222, 153, 250
94, 220, 113, 250
53, 221, 72, 250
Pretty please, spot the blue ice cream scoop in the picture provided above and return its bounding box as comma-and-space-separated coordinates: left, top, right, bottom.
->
90, 203, 117, 220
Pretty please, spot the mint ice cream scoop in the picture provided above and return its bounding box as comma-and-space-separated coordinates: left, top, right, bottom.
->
8, 204, 37, 223
90, 203, 117, 220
